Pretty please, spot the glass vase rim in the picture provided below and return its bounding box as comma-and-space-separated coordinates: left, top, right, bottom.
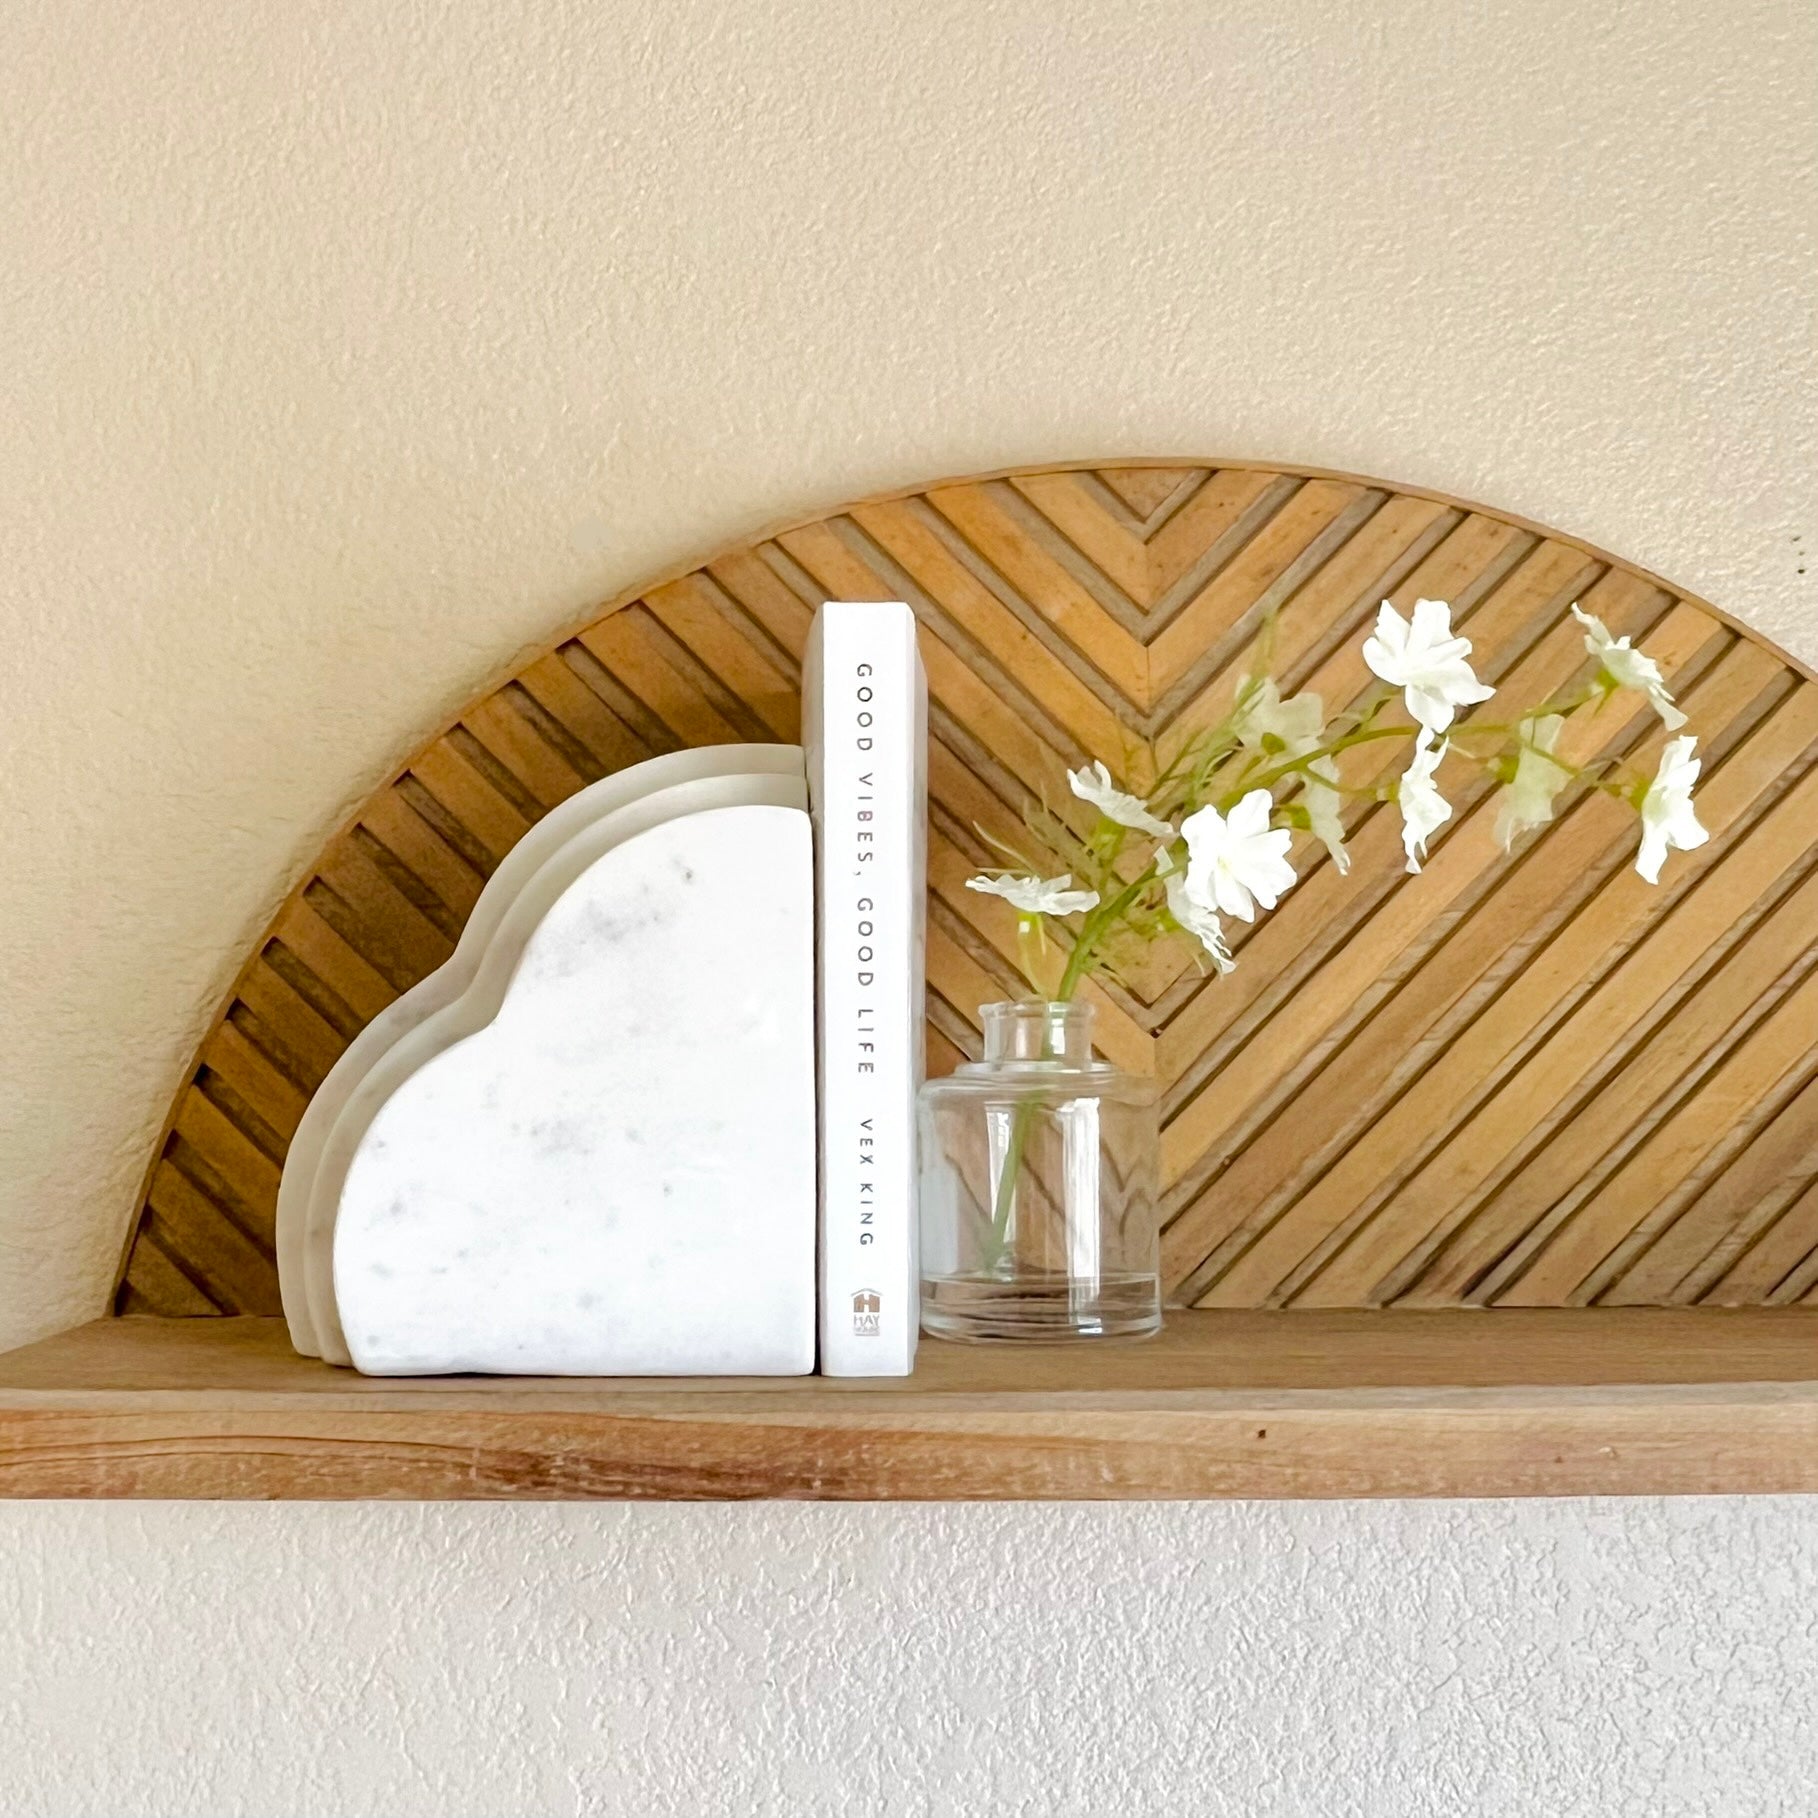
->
956, 996, 1133, 1079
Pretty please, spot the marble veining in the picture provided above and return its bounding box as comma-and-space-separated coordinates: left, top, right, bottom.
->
333, 801, 817, 1376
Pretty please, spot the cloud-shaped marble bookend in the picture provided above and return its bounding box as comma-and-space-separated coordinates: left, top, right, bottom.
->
278, 745, 806, 1365
331, 796, 816, 1376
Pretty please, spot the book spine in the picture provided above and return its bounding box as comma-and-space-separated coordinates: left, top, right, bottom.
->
808, 602, 924, 1376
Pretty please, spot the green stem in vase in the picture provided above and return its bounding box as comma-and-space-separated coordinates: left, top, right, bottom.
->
980, 930, 1103, 1274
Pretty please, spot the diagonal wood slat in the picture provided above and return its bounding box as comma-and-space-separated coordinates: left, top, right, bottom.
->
1093, 465, 1205, 524
113, 460, 1818, 1316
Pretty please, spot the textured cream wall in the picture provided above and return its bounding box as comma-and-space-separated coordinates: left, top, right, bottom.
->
1, 3, 1813, 1813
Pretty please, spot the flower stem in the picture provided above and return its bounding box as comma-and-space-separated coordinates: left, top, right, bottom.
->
983, 1076, 1042, 1273
984, 869, 1152, 1270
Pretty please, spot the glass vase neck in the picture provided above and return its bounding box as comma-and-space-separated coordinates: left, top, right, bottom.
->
980, 999, 1096, 1064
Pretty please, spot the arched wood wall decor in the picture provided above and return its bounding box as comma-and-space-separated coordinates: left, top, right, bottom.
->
116, 461, 1818, 1318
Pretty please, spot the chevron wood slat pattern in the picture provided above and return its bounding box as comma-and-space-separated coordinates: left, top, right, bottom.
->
113, 460, 1818, 1318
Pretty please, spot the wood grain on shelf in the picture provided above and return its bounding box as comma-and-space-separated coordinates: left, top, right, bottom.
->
6, 1313, 1818, 1501
112, 461, 1818, 1319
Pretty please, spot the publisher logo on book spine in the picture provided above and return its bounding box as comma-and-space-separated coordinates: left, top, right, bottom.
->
851, 1290, 882, 1337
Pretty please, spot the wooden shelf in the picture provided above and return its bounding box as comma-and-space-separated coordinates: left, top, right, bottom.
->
3, 1311, 1817, 1499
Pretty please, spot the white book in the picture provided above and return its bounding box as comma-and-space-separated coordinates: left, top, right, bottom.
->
804, 601, 926, 1376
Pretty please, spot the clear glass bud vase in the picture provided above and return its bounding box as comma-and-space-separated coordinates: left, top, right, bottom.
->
918, 1001, 1160, 1343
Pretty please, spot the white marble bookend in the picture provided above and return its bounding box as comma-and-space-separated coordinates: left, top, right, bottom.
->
280, 745, 804, 1366
333, 801, 817, 1376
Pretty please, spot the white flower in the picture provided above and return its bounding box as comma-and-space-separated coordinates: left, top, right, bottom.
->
1180, 789, 1297, 923
1494, 714, 1570, 852
1233, 676, 1326, 753
1303, 755, 1351, 875
1571, 605, 1687, 731
965, 873, 1100, 917
1635, 735, 1709, 885
1234, 678, 1351, 874
1067, 760, 1173, 838
1363, 598, 1496, 734
1165, 873, 1235, 974
1397, 731, 1452, 874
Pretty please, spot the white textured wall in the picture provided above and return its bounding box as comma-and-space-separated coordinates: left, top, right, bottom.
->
3, 1499, 1817, 1816
1, 4, 1813, 1813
